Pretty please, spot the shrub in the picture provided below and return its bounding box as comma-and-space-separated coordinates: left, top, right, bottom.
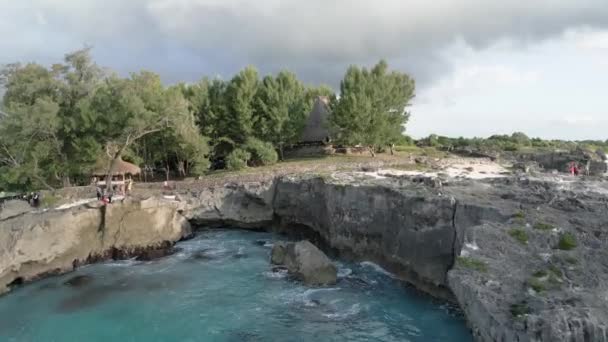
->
533, 222, 554, 231
244, 138, 278, 166
532, 270, 548, 278
509, 228, 529, 245
225, 148, 251, 171
557, 232, 577, 250
456, 256, 487, 272
529, 266, 563, 293
527, 277, 545, 293
40, 194, 60, 208
513, 211, 526, 224
510, 302, 531, 317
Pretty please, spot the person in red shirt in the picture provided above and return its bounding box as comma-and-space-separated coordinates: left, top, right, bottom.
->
569, 162, 579, 176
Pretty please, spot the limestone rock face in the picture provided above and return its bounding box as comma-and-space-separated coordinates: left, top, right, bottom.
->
184, 181, 275, 228
0, 197, 190, 295
270, 241, 288, 265
271, 240, 337, 286
273, 175, 461, 295
0, 200, 32, 220
4, 171, 608, 341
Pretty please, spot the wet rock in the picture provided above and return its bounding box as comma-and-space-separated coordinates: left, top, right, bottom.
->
63, 275, 94, 288
135, 246, 178, 261
189, 249, 217, 261
271, 240, 337, 286
342, 276, 372, 289
270, 241, 288, 265
253, 239, 268, 246
271, 266, 288, 273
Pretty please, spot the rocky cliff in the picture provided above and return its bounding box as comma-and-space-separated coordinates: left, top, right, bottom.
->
179, 172, 608, 342
0, 197, 191, 295
1, 170, 606, 341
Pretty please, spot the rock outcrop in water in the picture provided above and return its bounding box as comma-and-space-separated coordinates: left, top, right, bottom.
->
271, 240, 337, 285
0, 197, 190, 295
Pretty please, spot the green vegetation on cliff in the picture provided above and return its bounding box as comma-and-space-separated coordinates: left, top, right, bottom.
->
456, 256, 488, 272
417, 132, 608, 154
0, 49, 415, 191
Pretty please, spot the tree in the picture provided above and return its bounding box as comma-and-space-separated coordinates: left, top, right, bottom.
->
0, 48, 104, 187
255, 71, 311, 159
305, 84, 335, 102
79, 71, 207, 192
221, 67, 260, 145
0, 98, 62, 190
0, 63, 65, 189
328, 60, 415, 156
511, 132, 531, 147
55, 48, 104, 186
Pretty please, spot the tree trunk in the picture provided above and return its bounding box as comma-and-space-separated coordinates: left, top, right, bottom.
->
177, 160, 186, 177
165, 160, 170, 181
369, 146, 376, 157
104, 145, 128, 197
104, 154, 120, 197
34, 175, 55, 191
279, 144, 284, 161
62, 175, 71, 188
389, 143, 395, 156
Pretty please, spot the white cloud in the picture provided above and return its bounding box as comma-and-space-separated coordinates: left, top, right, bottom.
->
2, 0, 608, 86
417, 64, 539, 106
556, 116, 597, 125
571, 30, 608, 50
35, 11, 46, 25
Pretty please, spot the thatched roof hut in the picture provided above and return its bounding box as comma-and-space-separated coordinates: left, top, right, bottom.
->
92, 158, 141, 177
301, 96, 331, 143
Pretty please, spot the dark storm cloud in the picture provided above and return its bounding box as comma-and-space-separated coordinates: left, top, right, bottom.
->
1, 0, 608, 86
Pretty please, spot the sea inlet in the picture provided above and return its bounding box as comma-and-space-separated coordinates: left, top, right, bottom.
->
0, 229, 472, 341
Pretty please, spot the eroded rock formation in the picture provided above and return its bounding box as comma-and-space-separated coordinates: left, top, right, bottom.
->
0, 197, 190, 295
180, 172, 608, 341
2, 171, 607, 341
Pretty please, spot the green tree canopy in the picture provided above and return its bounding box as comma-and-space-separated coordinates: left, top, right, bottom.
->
222, 67, 260, 145
328, 60, 415, 155
255, 70, 311, 159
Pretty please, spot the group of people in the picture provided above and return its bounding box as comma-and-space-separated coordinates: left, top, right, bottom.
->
95, 186, 113, 203
23, 192, 41, 207
94, 179, 134, 204
569, 161, 590, 176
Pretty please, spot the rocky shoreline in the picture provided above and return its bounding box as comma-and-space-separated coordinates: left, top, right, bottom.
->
1, 170, 607, 341
0, 197, 191, 295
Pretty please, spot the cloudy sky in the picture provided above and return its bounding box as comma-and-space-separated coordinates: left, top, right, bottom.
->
1, 0, 608, 140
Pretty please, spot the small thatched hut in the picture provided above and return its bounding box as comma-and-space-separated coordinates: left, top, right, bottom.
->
92, 158, 141, 177
92, 158, 141, 193
300, 96, 331, 144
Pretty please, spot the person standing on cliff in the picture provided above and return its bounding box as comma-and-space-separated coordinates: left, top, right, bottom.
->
96, 185, 103, 201
569, 162, 579, 176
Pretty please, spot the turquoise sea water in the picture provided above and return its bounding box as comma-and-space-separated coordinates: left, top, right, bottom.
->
0, 230, 472, 342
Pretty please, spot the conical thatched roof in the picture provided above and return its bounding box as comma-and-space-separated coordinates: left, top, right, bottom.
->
301, 96, 330, 143
92, 158, 141, 176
